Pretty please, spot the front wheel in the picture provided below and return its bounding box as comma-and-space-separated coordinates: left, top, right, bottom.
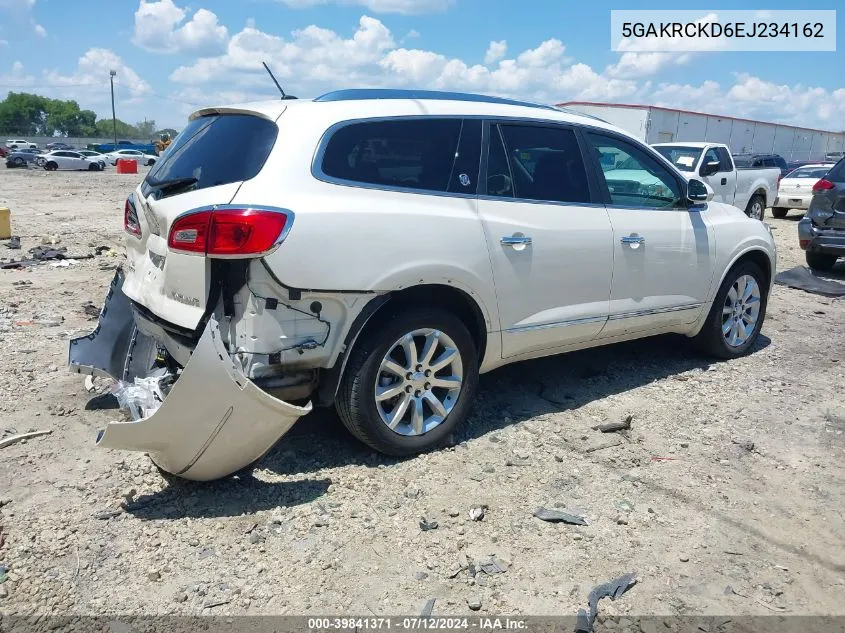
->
44, 162, 58, 171
771, 207, 788, 218
12, 157, 24, 166
745, 195, 765, 220
336, 308, 479, 456
88, 163, 99, 171
146, 159, 155, 166
806, 251, 838, 272
694, 260, 767, 359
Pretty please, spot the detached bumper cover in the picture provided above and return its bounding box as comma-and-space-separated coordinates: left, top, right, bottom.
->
69, 271, 311, 481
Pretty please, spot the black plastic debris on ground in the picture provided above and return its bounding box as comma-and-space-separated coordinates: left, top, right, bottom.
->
774, 266, 845, 297
534, 507, 588, 525
478, 556, 507, 575
5, 236, 21, 250
29, 245, 67, 261
0, 259, 37, 269
574, 572, 637, 633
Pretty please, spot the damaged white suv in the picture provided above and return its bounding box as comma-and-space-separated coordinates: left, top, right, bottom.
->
70, 89, 776, 481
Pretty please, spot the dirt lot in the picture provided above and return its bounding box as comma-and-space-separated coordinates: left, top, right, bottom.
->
0, 165, 844, 624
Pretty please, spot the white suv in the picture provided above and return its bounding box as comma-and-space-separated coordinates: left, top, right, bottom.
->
5, 139, 37, 149
69, 89, 776, 481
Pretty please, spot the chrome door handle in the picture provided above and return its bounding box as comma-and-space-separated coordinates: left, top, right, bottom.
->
620, 235, 645, 245
501, 235, 533, 246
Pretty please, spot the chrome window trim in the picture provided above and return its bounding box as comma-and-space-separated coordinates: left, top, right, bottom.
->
311, 114, 604, 203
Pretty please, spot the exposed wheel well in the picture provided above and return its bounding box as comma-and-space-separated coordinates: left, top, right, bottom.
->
314, 284, 489, 407
385, 285, 488, 362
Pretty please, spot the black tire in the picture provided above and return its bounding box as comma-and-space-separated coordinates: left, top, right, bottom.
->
771, 207, 788, 218
147, 159, 155, 166
744, 194, 766, 220
805, 251, 838, 272
88, 163, 99, 171
336, 308, 479, 456
694, 260, 768, 359
12, 157, 24, 166
45, 162, 58, 171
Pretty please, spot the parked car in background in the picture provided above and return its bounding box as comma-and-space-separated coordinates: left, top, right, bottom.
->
76, 149, 108, 168
652, 142, 780, 219
5, 148, 43, 167
70, 89, 777, 481
733, 153, 790, 178
5, 139, 37, 150
96, 140, 158, 155
772, 163, 835, 218
0, 146, 8, 158
46, 141, 75, 151
36, 150, 104, 171
824, 151, 845, 163
104, 148, 157, 166
798, 158, 845, 271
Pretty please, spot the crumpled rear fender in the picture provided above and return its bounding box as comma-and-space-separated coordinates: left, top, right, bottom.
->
69, 270, 312, 481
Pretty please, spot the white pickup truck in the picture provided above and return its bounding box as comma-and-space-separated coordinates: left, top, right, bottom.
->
653, 142, 780, 220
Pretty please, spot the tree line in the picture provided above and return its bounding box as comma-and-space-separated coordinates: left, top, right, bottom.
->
0, 92, 177, 139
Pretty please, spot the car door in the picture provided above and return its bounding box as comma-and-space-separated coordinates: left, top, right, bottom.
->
52, 151, 71, 169
699, 147, 736, 204
583, 130, 715, 338
66, 152, 85, 169
476, 121, 613, 359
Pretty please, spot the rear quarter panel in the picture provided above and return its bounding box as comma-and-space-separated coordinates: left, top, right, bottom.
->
232, 111, 498, 333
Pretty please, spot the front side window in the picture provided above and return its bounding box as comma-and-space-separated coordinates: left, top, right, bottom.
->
586, 132, 682, 208
321, 118, 466, 193
715, 147, 733, 171
489, 123, 590, 204
702, 148, 721, 171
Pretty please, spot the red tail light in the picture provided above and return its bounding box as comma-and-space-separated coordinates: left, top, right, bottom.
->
812, 179, 835, 193
124, 197, 141, 238
168, 207, 290, 257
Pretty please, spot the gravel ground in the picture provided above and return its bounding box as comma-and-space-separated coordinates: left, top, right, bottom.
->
0, 166, 844, 624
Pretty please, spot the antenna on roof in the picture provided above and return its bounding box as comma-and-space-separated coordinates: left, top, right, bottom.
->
262, 61, 296, 100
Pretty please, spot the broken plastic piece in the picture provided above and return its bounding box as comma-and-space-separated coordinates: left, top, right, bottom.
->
533, 507, 588, 525
574, 573, 637, 633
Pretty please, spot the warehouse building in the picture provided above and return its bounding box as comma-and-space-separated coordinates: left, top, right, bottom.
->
559, 101, 845, 162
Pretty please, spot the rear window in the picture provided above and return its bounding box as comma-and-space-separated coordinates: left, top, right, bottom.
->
786, 166, 832, 179
143, 114, 277, 197
320, 118, 475, 194
653, 146, 702, 172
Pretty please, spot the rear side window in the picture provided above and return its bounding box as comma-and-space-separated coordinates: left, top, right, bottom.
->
143, 114, 277, 197
492, 124, 591, 204
320, 118, 470, 193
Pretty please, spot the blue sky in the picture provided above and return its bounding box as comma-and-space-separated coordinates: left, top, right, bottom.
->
0, 0, 843, 131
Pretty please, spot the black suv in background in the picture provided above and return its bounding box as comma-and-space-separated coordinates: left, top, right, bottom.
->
798, 158, 845, 271
733, 153, 789, 178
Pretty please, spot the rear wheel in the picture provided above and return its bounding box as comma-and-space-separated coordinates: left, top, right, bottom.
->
745, 195, 765, 220
805, 251, 838, 272
336, 308, 479, 456
771, 207, 788, 218
694, 260, 767, 359
44, 162, 57, 171
88, 163, 99, 171
12, 157, 24, 166
146, 159, 155, 166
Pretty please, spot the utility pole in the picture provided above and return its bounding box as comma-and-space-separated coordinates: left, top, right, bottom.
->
109, 70, 117, 146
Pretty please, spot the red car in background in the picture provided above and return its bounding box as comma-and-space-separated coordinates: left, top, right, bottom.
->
0, 146, 9, 158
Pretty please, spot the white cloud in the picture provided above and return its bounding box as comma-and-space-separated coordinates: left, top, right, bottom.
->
133, 0, 228, 55
278, 0, 451, 14
484, 40, 506, 65
606, 52, 692, 79
44, 48, 152, 104
34, 23, 46, 37
12, 60, 23, 73
0, 0, 45, 38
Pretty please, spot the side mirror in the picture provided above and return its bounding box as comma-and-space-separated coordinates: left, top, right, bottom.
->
687, 178, 713, 204
700, 160, 720, 176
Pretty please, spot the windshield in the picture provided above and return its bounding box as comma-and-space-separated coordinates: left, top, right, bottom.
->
785, 166, 831, 179
143, 113, 277, 198
653, 146, 702, 172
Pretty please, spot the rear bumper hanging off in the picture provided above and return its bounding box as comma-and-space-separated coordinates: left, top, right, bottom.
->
69, 270, 311, 481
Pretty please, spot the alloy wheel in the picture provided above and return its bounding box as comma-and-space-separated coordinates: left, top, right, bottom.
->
722, 274, 761, 347
374, 328, 464, 436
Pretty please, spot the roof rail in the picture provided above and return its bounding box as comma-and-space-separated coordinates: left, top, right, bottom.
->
313, 89, 561, 112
